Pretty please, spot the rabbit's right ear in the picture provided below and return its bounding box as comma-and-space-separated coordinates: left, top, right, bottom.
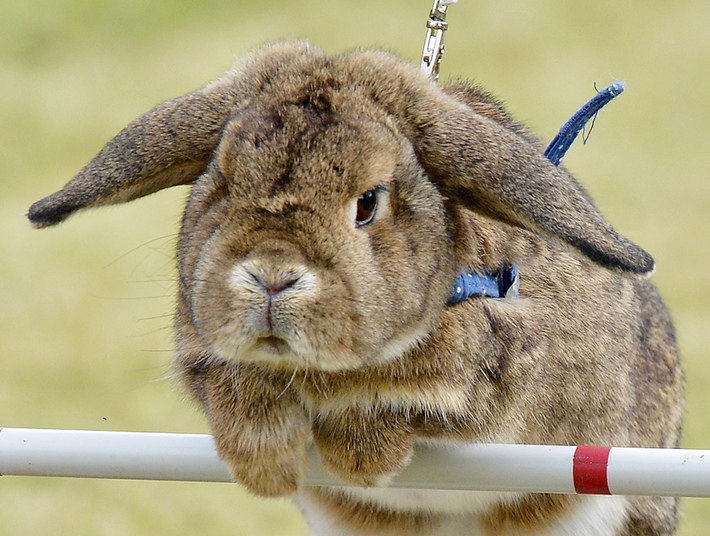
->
28, 77, 240, 228
408, 92, 656, 275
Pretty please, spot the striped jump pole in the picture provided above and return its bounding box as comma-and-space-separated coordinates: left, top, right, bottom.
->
1, 428, 710, 497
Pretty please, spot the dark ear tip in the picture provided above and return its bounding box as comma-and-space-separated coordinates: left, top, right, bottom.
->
640, 252, 656, 274
601, 246, 656, 276
619, 245, 656, 276
575, 236, 655, 276
27, 196, 73, 228
635, 252, 657, 277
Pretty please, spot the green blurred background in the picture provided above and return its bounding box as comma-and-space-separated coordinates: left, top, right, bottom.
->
1, 1, 708, 534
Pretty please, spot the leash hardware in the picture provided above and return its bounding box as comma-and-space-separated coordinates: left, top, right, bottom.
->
421, 0, 458, 81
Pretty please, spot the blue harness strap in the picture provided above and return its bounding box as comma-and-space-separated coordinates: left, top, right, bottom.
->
448, 266, 519, 303
448, 82, 624, 304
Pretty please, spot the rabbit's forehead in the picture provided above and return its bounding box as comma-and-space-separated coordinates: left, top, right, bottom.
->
217, 101, 404, 202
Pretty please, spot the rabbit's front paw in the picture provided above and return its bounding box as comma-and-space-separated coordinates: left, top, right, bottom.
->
202, 362, 311, 497
312, 408, 415, 487
219, 439, 306, 497
213, 411, 310, 497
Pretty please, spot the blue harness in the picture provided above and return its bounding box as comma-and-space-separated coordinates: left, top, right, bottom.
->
448, 82, 625, 304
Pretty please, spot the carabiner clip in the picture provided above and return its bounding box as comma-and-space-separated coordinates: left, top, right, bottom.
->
420, 0, 458, 81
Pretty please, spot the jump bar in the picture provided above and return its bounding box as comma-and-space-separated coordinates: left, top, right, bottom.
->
2, 428, 709, 497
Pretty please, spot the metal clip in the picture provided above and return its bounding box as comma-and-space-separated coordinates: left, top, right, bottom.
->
420, 0, 458, 81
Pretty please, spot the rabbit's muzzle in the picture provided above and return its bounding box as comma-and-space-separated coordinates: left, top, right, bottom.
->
232, 259, 317, 334
219, 249, 320, 366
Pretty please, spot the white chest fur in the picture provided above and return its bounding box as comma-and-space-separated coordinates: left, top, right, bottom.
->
297, 491, 628, 536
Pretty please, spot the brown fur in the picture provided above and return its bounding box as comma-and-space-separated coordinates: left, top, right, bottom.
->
29, 42, 683, 535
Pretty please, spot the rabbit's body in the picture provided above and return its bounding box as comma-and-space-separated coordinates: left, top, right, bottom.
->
30, 42, 682, 535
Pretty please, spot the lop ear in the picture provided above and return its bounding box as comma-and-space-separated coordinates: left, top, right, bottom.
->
407, 89, 655, 275
27, 77, 240, 228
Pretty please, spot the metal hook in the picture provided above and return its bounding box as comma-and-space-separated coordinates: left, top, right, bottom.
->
420, 0, 458, 81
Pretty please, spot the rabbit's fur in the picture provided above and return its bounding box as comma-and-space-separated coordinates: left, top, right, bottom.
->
29, 42, 683, 535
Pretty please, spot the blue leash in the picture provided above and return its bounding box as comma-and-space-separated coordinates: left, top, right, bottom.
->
449, 82, 625, 304
544, 81, 625, 166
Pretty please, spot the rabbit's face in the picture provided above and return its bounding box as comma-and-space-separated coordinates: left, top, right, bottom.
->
178, 97, 455, 371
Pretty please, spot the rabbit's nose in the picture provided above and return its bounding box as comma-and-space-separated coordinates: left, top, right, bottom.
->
231, 256, 318, 300
245, 267, 311, 298
260, 273, 300, 297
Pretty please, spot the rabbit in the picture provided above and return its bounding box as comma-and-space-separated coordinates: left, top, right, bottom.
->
28, 41, 683, 536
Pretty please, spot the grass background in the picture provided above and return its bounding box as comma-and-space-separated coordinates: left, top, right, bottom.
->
1, 1, 708, 534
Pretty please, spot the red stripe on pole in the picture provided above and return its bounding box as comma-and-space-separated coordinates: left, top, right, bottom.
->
573, 445, 611, 494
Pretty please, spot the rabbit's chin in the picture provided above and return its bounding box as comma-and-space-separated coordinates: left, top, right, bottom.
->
211, 323, 431, 372
215, 334, 364, 372
238, 336, 321, 369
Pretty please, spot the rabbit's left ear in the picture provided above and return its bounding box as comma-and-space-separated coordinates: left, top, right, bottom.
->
406, 92, 654, 275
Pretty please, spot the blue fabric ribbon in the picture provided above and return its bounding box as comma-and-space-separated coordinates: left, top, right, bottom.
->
449, 81, 624, 304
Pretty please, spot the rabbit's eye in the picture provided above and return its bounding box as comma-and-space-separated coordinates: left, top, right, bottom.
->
355, 190, 378, 227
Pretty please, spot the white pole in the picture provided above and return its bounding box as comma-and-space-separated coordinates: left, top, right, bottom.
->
1, 428, 710, 497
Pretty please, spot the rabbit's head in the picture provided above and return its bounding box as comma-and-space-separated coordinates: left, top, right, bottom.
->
28, 42, 654, 372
